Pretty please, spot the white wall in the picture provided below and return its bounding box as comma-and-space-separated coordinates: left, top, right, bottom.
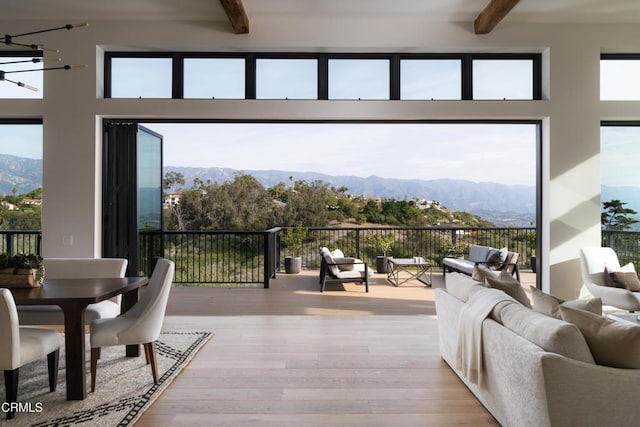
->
2, 18, 640, 298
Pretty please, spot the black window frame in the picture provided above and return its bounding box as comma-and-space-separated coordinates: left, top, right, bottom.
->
253, 54, 321, 100
470, 53, 542, 100
104, 52, 542, 101
600, 53, 640, 101
0, 50, 45, 97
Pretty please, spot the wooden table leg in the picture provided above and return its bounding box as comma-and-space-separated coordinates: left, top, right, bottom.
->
121, 288, 140, 357
60, 301, 87, 400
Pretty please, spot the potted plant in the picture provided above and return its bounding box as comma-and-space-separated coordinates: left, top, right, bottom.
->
530, 249, 537, 273
0, 252, 44, 287
368, 233, 394, 273
527, 230, 537, 273
281, 224, 308, 274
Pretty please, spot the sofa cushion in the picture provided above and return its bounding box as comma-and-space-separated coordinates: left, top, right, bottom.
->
530, 286, 603, 318
443, 258, 476, 275
445, 272, 484, 302
486, 247, 508, 269
500, 303, 595, 364
330, 249, 345, 258
468, 245, 492, 263
485, 270, 532, 308
320, 247, 340, 276
559, 305, 640, 368
604, 263, 640, 292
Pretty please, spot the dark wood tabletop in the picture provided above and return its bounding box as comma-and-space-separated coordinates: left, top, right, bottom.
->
11, 277, 148, 304
10, 276, 149, 400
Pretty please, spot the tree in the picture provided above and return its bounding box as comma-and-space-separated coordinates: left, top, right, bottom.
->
163, 172, 187, 230
601, 199, 639, 231
163, 171, 185, 191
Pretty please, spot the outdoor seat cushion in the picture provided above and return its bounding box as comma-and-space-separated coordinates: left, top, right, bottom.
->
334, 269, 367, 279
320, 247, 340, 275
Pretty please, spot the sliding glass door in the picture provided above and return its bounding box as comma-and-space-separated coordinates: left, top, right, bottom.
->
103, 122, 163, 276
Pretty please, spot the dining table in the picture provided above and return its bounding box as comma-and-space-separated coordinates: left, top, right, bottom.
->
10, 276, 149, 400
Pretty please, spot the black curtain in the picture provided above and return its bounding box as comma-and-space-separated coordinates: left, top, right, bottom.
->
102, 122, 138, 276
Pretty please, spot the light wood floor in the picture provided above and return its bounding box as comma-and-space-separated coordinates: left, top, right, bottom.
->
137, 270, 535, 426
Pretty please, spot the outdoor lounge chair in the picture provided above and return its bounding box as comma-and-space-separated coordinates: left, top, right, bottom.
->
319, 247, 369, 292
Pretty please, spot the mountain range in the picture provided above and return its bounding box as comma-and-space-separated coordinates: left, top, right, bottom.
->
18, 154, 640, 228
164, 166, 537, 226
0, 154, 42, 195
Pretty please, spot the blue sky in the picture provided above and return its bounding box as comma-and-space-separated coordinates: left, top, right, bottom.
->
0, 124, 42, 158
601, 126, 640, 187
145, 122, 538, 185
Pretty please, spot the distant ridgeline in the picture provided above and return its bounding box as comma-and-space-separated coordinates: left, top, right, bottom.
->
164, 166, 537, 227
0, 154, 42, 195
0, 153, 541, 227
5, 153, 639, 230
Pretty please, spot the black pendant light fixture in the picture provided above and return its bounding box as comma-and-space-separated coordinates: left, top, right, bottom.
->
0, 23, 88, 92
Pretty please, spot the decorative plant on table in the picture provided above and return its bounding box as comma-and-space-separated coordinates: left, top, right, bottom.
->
281, 224, 309, 274
367, 233, 394, 274
0, 252, 45, 287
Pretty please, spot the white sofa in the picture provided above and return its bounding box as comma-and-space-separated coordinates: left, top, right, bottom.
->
17, 258, 128, 325
435, 273, 640, 427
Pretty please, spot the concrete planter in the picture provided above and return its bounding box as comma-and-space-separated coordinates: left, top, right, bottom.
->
375, 256, 390, 274
284, 256, 302, 274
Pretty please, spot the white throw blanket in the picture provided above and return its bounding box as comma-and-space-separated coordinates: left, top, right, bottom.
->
455, 288, 516, 385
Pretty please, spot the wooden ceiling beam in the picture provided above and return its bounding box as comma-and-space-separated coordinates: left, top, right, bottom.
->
219, 0, 250, 34
474, 0, 520, 34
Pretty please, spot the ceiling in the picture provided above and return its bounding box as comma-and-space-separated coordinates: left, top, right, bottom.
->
1, 0, 640, 23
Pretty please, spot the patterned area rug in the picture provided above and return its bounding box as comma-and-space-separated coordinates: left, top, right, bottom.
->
0, 331, 212, 426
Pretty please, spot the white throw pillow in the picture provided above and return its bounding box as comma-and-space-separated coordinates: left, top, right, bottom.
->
331, 249, 345, 258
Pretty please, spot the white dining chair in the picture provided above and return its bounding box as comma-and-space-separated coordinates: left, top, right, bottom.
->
0, 289, 60, 420
89, 258, 175, 392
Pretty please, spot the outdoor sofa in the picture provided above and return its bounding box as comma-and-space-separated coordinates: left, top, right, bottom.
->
442, 244, 520, 281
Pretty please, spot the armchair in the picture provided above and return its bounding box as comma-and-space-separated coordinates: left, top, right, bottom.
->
579, 247, 640, 312
319, 247, 369, 292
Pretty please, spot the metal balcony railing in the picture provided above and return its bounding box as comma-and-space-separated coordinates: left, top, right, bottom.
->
137, 226, 538, 287
0, 231, 42, 257
21, 226, 640, 288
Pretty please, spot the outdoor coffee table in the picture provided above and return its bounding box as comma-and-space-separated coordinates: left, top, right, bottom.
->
386, 257, 432, 287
